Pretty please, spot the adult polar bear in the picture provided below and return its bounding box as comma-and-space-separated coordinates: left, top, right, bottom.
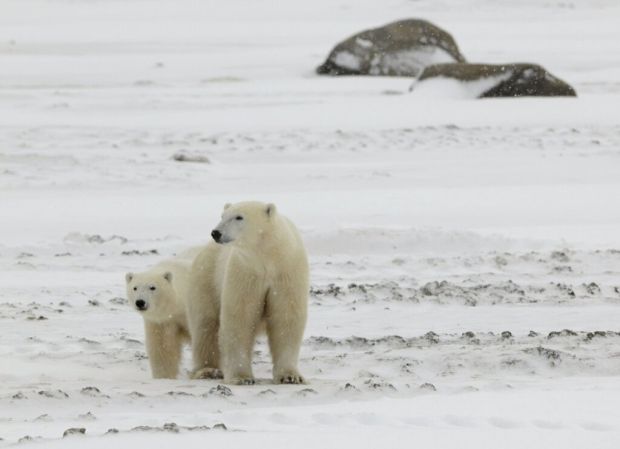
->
188, 201, 309, 385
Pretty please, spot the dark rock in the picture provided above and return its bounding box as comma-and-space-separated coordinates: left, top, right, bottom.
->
80, 386, 104, 396
131, 426, 155, 432
296, 388, 318, 397
524, 346, 563, 365
555, 283, 576, 297
310, 284, 343, 297
166, 391, 193, 397
584, 282, 601, 295
424, 331, 439, 344
547, 329, 578, 339
186, 425, 210, 432
416, 63, 576, 97
308, 336, 337, 347
38, 389, 69, 399
172, 150, 210, 164
364, 378, 397, 391
501, 358, 525, 367
317, 19, 465, 77
420, 280, 446, 296
163, 423, 179, 433
209, 385, 233, 397
121, 249, 159, 256
258, 389, 277, 396
501, 331, 513, 339
64, 233, 128, 245
63, 428, 86, 437
586, 331, 611, 340
550, 250, 570, 262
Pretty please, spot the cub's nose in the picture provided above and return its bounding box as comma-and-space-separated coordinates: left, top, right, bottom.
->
211, 229, 221, 242
135, 299, 146, 310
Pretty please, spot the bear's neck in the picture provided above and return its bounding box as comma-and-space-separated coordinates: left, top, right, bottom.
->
236, 233, 293, 269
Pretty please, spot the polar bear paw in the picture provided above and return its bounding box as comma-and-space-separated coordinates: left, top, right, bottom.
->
275, 372, 306, 385
231, 376, 256, 385
191, 367, 224, 380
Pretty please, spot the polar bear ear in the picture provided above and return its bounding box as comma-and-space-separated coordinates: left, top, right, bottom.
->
125, 272, 134, 284
223, 203, 231, 211
163, 272, 173, 283
265, 203, 276, 217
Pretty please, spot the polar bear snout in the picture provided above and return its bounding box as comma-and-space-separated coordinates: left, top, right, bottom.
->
135, 299, 147, 311
211, 229, 222, 243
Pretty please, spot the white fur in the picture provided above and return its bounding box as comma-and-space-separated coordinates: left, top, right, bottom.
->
188, 201, 309, 384
125, 248, 201, 379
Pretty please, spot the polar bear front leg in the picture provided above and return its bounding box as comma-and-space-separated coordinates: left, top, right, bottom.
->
219, 276, 265, 385
266, 280, 308, 384
144, 321, 182, 379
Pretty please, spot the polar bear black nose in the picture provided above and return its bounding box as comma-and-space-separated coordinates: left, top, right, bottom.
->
211, 230, 221, 242
135, 299, 146, 310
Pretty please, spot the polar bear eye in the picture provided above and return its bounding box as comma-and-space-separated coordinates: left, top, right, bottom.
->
133, 286, 137, 291
235, 216, 243, 221
149, 286, 156, 291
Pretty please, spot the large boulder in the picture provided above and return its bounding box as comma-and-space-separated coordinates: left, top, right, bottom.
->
317, 19, 466, 77
415, 63, 577, 98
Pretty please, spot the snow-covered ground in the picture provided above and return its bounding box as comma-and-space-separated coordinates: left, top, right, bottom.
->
1, 0, 620, 447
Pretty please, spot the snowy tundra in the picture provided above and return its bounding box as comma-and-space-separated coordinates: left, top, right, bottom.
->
1, 0, 619, 448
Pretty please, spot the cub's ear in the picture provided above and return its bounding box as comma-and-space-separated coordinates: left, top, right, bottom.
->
163, 272, 173, 282
125, 272, 134, 284
223, 203, 231, 211
266, 203, 276, 217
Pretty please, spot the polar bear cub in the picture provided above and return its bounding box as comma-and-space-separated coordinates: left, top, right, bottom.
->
188, 201, 309, 385
126, 248, 202, 379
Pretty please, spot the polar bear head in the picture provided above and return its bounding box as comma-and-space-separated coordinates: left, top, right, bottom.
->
125, 270, 176, 322
211, 201, 277, 247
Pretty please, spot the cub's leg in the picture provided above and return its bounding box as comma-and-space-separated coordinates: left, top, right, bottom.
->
144, 321, 182, 379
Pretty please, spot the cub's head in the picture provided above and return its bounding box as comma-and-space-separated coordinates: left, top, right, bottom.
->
125, 271, 176, 322
211, 201, 277, 247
